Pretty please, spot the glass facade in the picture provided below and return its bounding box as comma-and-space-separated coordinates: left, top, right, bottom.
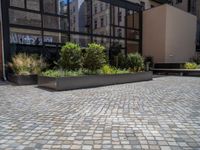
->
0, 0, 3, 77
2, 0, 143, 61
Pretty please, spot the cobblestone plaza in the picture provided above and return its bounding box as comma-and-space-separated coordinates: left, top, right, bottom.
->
0, 76, 200, 150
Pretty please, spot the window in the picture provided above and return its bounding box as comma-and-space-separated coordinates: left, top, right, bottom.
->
118, 11, 122, 22
71, 35, 90, 47
94, 37, 110, 49
73, 6, 76, 13
58, 0, 68, 15
43, 0, 56, 14
127, 41, 139, 53
43, 15, 67, 30
94, 5, 98, 14
10, 28, 42, 45
43, 31, 68, 43
73, 16, 76, 24
27, 0, 40, 11
100, 3, 103, 12
94, 20, 98, 29
10, 0, 25, 8
117, 28, 122, 37
100, 17, 104, 27
134, 12, 139, 29
9, 9, 41, 27
43, 15, 59, 29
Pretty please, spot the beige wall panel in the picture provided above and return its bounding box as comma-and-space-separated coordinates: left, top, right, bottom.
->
165, 5, 197, 63
143, 5, 167, 63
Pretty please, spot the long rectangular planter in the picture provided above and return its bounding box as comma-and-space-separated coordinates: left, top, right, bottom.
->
38, 71, 153, 91
7, 74, 38, 85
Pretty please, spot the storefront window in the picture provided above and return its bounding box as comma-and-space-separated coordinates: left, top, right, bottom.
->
7, 0, 142, 55
127, 41, 139, 54
43, 31, 69, 43
10, 28, 42, 45
9, 9, 41, 27
71, 34, 90, 47
43, 0, 56, 14
58, 0, 68, 15
10, 0, 25, 8
93, 37, 110, 50
43, 15, 68, 30
27, 0, 40, 11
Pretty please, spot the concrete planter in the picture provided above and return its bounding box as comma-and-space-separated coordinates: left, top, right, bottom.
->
7, 74, 38, 85
38, 72, 153, 91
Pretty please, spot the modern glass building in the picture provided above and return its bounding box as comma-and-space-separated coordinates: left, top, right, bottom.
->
1, 0, 143, 65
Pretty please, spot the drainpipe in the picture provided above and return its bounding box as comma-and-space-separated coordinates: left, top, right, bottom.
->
0, 1, 6, 81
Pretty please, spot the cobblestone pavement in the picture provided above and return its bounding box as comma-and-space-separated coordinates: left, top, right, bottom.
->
0, 76, 200, 150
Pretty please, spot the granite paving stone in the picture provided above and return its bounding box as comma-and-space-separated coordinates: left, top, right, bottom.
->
0, 76, 200, 149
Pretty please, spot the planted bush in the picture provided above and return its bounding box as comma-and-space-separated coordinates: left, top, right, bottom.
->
41, 42, 147, 78
59, 42, 82, 70
101, 65, 116, 74
42, 65, 130, 77
8, 53, 46, 75
127, 53, 144, 72
41, 69, 84, 77
184, 62, 199, 69
83, 43, 107, 71
101, 65, 129, 75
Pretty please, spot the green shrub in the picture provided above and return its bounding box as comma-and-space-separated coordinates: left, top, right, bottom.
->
184, 62, 199, 69
8, 53, 46, 75
115, 69, 130, 74
127, 53, 144, 72
101, 65, 117, 74
101, 65, 130, 75
59, 42, 82, 70
83, 43, 107, 71
41, 69, 84, 77
42, 66, 130, 77
41, 70, 63, 77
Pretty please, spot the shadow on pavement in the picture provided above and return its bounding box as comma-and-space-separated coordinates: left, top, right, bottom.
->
0, 80, 9, 86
